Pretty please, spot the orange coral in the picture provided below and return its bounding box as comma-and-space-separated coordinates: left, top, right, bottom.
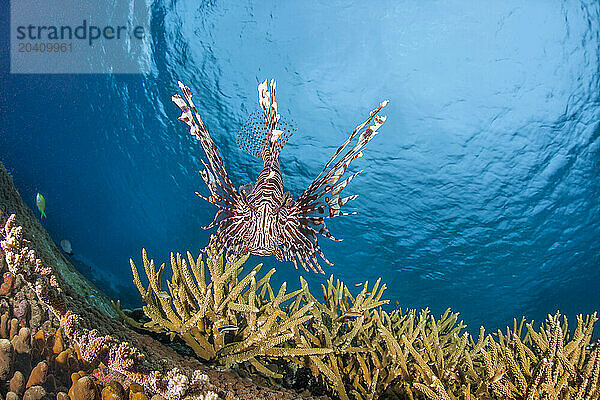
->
0, 271, 14, 296
1, 213, 217, 400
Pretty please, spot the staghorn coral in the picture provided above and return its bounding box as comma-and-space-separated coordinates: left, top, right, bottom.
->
125, 245, 466, 400
127, 246, 381, 399
366, 307, 468, 400
287, 275, 390, 400
378, 311, 600, 400
125, 243, 600, 400
464, 312, 600, 400
127, 244, 329, 377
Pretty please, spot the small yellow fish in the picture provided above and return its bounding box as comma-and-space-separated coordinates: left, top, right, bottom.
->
36, 193, 46, 219
490, 371, 504, 384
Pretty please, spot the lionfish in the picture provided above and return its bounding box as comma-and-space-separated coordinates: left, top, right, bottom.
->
172, 79, 388, 273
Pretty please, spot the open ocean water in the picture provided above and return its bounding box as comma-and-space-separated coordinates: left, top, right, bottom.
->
1, 1, 599, 334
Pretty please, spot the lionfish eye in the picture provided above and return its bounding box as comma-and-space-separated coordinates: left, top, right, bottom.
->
282, 191, 293, 207
239, 183, 253, 197
318, 206, 325, 214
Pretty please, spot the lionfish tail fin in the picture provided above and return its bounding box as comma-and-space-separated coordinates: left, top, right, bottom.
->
235, 79, 295, 158
235, 110, 296, 159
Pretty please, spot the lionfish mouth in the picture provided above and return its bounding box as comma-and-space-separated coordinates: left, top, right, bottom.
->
172, 79, 388, 274
249, 246, 273, 257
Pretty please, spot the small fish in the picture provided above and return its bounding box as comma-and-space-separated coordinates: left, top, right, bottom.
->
394, 300, 400, 308
343, 312, 363, 318
60, 239, 73, 256
354, 282, 363, 287
36, 193, 46, 219
157, 291, 170, 300
217, 325, 239, 333
490, 371, 504, 384
239, 183, 253, 197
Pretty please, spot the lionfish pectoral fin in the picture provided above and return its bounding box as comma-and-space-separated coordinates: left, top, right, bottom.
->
274, 246, 284, 261
276, 100, 388, 273
278, 217, 328, 274
201, 208, 222, 230
173, 82, 250, 261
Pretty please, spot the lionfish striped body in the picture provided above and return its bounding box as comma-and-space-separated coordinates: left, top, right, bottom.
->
172, 79, 388, 273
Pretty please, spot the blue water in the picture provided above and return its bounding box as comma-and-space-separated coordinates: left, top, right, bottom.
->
1, 1, 599, 333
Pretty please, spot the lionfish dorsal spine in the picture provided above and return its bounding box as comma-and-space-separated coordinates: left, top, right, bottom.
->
258, 79, 287, 158
235, 80, 296, 159
258, 79, 280, 131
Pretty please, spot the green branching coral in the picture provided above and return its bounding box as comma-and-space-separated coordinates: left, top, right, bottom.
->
120, 244, 600, 400
382, 311, 600, 400
467, 312, 600, 400
373, 307, 469, 400
290, 275, 390, 400
127, 243, 326, 377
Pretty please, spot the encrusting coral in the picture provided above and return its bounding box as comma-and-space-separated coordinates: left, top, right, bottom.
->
125, 246, 600, 400
0, 218, 162, 399
1, 212, 218, 400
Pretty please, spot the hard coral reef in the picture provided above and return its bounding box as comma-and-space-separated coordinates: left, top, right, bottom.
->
127, 247, 600, 400
127, 244, 329, 370
0, 212, 217, 400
